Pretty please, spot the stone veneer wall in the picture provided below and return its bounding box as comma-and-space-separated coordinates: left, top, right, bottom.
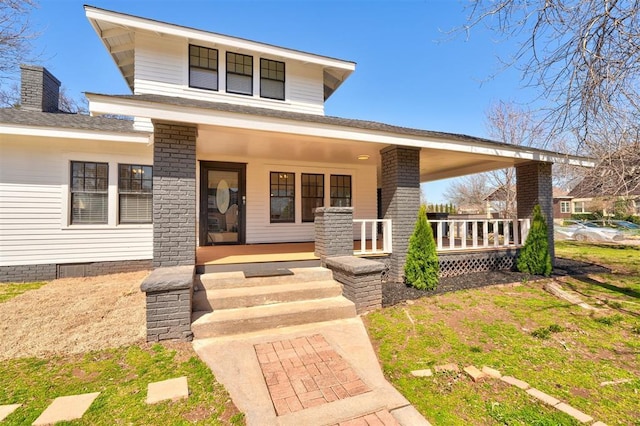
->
314, 207, 354, 262
380, 146, 421, 283
516, 162, 555, 261
152, 121, 197, 268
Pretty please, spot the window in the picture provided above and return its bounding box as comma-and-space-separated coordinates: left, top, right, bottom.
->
301, 173, 324, 222
560, 201, 570, 214
119, 164, 153, 223
330, 175, 352, 207
270, 172, 295, 223
260, 58, 285, 100
70, 161, 108, 224
189, 45, 218, 90
573, 201, 585, 213
226, 52, 253, 95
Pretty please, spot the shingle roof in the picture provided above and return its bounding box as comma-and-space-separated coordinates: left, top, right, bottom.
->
0, 108, 144, 134
94, 93, 584, 160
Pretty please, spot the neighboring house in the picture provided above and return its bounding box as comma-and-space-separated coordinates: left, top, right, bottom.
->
568, 145, 640, 217
552, 189, 574, 220
0, 6, 593, 283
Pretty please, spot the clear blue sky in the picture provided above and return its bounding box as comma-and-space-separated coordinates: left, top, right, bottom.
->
27, 0, 533, 203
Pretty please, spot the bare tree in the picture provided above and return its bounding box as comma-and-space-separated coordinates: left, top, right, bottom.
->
484, 101, 545, 217
444, 174, 491, 214
0, 0, 38, 77
459, 0, 640, 152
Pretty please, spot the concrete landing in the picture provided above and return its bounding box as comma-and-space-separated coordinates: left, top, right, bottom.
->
193, 317, 431, 426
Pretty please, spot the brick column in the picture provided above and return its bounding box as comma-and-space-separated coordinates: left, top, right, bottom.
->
380, 145, 421, 282
152, 121, 197, 268
314, 207, 354, 264
516, 162, 555, 261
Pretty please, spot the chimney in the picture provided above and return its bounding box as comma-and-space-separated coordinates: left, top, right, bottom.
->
20, 65, 61, 112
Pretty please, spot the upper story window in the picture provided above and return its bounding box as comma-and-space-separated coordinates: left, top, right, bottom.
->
260, 58, 285, 100
119, 164, 153, 224
189, 45, 218, 91
226, 52, 253, 96
330, 175, 352, 207
70, 161, 109, 224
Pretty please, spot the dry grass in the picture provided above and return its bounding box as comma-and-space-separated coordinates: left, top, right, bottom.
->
0, 271, 149, 360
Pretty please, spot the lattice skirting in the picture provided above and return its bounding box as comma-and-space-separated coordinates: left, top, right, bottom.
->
438, 249, 520, 278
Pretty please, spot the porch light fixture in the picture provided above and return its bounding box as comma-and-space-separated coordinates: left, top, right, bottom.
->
357, 154, 370, 160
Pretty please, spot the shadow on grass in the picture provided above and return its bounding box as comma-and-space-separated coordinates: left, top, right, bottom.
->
572, 275, 640, 300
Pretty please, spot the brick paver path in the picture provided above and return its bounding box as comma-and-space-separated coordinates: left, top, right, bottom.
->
332, 410, 401, 426
255, 334, 371, 416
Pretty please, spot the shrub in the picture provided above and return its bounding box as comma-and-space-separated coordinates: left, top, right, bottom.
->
404, 205, 439, 290
517, 204, 552, 276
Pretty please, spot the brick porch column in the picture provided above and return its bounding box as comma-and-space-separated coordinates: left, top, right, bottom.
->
152, 121, 197, 267
516, 162, 555, 261
380, 145, 421, 282
314, 207, 354, 265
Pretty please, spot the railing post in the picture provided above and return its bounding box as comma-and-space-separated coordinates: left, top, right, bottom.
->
472, 221, 478, 248
461, 221, 467, 249
493, 220, 499, 247
449, 220, 456, 250
482, 220, 489, 248
436, 221, 443, 250
513, 219, 520, 246
370, 221, 378, 254
503, 219, 510, 247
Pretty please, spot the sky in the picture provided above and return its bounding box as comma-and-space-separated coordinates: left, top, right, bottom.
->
24, 0, 535, 203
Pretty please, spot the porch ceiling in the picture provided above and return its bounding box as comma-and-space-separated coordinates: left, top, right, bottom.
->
197, 124, 525, 182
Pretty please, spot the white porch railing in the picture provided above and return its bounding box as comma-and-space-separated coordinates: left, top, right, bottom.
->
353, 219, 393, 255
430, 218, 531, 252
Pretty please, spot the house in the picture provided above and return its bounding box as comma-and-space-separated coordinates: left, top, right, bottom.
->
567, 145, 640, 217
0, 6, 593, 284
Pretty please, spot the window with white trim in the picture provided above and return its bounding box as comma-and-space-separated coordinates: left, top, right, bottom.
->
226, 52, 253, 96
573, 201, 586, 213
189, 44, 218, 91
119, 164, 153, 223
560, 201, 570, 214
330, 175, 352, 207
70, 161, 108, 224
260, 58, 285, 100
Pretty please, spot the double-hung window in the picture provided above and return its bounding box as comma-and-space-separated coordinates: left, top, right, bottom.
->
330, 175, 352, 207
260, 58, 285, 100
560, 201, 570, 214
70, 161, 109, 224
189, 45, 218, 91
119, 164, 153, 223
301, 173, 324, 222
270, 172, 295, 223
226, 52, 253, 95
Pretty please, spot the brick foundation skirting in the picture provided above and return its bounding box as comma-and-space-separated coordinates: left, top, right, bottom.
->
0, 259, 152, 283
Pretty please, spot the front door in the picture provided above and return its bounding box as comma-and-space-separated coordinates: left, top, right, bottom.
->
200, 161, 246, 245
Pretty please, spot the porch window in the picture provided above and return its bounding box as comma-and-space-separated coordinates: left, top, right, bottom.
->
330, 175, 352, 207
270, 172, 295, 223
560, 201, 570, 214
227, 52, 253, 95
260, 58, 285, 100
70, 161, 108, 224
189, 44, 218, 91
119, 164, 153, 224
301, 173, 324, 222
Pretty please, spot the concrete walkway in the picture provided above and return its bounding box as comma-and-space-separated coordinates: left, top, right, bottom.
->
193, 317, 431, 426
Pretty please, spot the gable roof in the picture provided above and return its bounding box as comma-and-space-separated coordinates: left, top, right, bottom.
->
84, 5, 356, 100
569, 145, 640, 198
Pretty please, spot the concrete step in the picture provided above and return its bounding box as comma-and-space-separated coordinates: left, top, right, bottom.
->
196, 266, 334, 290
193, 279, 343, 311
191, 296, 356, 338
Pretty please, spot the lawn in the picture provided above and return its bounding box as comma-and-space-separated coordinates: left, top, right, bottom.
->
0, 343, 244, 425
364, 242, 640, 425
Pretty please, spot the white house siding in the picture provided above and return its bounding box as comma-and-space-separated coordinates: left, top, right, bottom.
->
196, 154, 377, 244
0, 136, 153, 267
133, 32, 325, 116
